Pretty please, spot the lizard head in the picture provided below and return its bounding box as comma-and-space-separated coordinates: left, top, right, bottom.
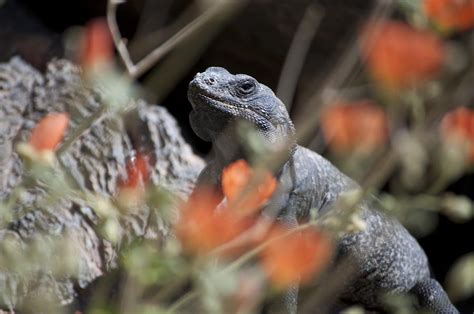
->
188, 67, 296, 153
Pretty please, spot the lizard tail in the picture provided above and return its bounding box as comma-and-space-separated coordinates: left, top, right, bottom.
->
410, 278, 459, 314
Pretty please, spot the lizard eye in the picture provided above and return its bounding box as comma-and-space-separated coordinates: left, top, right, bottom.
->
238, 80, 257, 95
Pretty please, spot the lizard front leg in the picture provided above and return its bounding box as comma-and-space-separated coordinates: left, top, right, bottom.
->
280, 209, 300, 314
263, 210, 300, 314
262, 191, 300, 314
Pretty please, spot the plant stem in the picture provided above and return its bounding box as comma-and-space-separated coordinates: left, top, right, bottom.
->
224, 222, 318, 272
166, 290, 199, 314
57, 105, 106, 157
56, 106, 107, 189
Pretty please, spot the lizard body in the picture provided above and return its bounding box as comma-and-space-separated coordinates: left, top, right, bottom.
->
188, 67, 458, 313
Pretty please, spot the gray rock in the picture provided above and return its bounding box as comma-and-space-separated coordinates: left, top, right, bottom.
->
0, 57, 204, 308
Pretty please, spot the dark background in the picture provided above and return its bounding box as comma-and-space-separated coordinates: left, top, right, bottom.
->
0, 0, 472, 311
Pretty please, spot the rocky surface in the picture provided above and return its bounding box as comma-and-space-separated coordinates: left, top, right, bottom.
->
0, 57, 204, 309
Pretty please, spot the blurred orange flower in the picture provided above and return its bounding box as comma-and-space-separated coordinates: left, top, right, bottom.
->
29, 113, 69, 152
361, 20, 444, 89
175, 188, 251, 255
424, 0, 474, 32
80, 18, 113, 70
320, 101, 389, 152
222, 160, 277, 216
440, 107, 474, 161
116, 154, 150, 207
118, 154, 150, 189
260, 226, 333, 288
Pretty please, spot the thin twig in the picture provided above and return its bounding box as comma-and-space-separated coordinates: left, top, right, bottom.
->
166, 221, 318, 313
210, 216, 273, 257
225, 221, 319, 272
166, 290, 199, 314
128, 2, 203, 60
107, 0, 136, 74
57, 105, 107, 157
276, 5, 325, 108
132, 0, 241, 79
170, 185, 372, 313
296, 0, 395, 148
107, 0, 244, 79
56, 105, 107, 190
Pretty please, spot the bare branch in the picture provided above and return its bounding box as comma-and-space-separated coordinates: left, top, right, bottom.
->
295, 0, 395, 148
106, 0, 245, 79
106, 0, 136, 74
276, 4, 325, 109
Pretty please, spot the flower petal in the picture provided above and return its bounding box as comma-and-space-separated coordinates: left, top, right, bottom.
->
361, 20, 444, 89
260, 226, 333, 288
29, 113, 69, 152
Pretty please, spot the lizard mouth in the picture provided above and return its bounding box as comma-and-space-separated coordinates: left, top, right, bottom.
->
190, 92, 272, 128
201, 94, 251, 114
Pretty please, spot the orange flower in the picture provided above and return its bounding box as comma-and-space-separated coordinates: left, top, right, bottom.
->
175, 188, 250, 255
116, 154, 150, 207
320, 101, 389, 152
361, 20, 444, 89
424, 0, 474, 32
260, 226, 333, 288
440, 107, 474, 161
29, 113, 69, 152
118, 154, 150, 189
222, 160, 277, 216
80, 18, 113, 70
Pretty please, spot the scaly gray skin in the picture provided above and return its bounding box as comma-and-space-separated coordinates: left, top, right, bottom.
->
188, 67, 458, 313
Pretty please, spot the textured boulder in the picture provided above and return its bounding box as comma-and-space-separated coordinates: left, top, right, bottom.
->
0, 57, 204, 308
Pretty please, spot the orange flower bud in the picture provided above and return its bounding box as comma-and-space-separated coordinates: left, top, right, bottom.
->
80, 18, 113, 70
361, 20, 444, 89
440, 107, 474, 161
119, 154, 150, 189
29, 113, 69, 152
260, 226, 333, 289
175, 188, 250, 255
116, 154, 150, 207
424, 0, 474, 32
222, 160, 277, 216
320, 101, 389, 152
